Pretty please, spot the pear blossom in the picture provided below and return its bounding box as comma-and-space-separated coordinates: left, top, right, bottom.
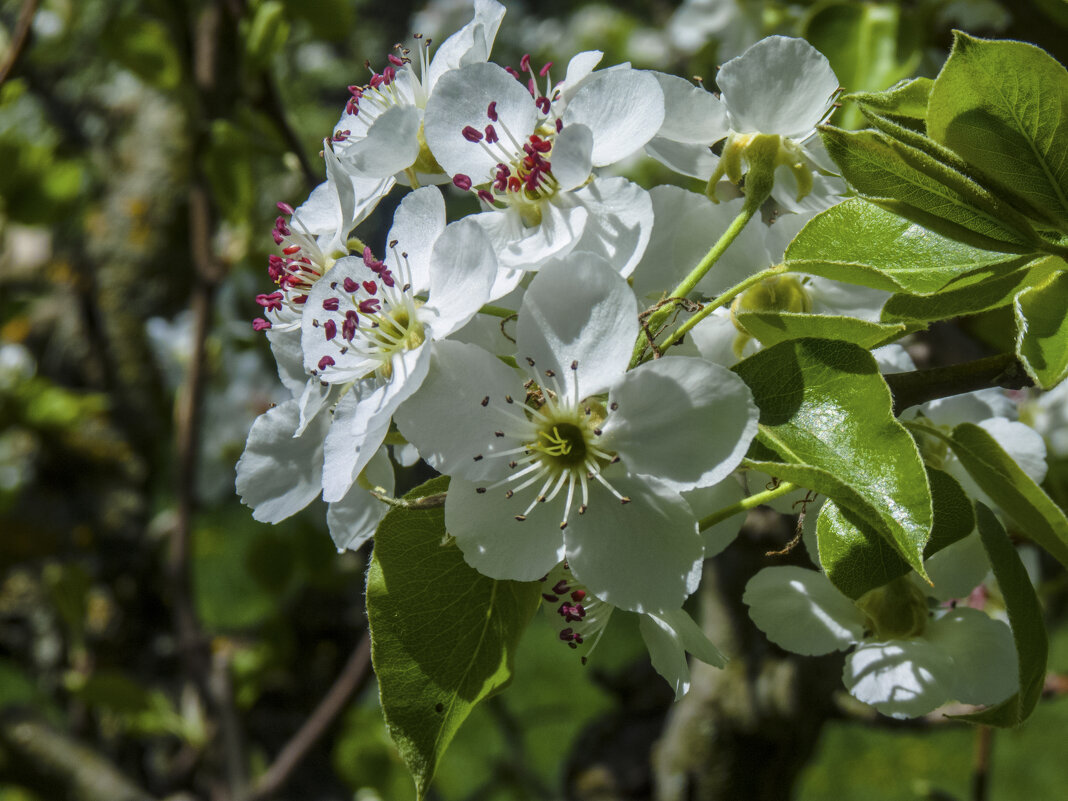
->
647, 36, 847, 211
539, 562, 726, 699
422, 51, 664, 276
744, 566, 1018, 718
331, 0, 506, 186
300, 186, 498, 502
395, 252, 758, 612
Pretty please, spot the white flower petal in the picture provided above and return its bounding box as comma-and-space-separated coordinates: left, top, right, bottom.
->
559, 50, 605, 99
639, 608, 725, 700
424, 62, 537, 179
652, 71, 728, 145
386, 186, 447, 294
743, 566, 866, 655
516, 252, 638, 399
927, 608, 1018, 706
844, 638, 955, 719
471, 202, 589, 272
683, 476, 747, 558
266, 328, 309, 395
447, 474, 567, 581
566, 473, 703, 613
424, 218, 499, 338
923, 532, 989, 602
425, 0, 506, 92
603, 356, 757, 491
236, 399, 329, 523
550, 123, 594, 192
394, 340, 524, 480
339, 104, 422, 180
562, 67, 665, 166
631, 186, 715, 300
644, 137, 718, 180
568, 177, 653, 277
689, 310, 749, 367
718, 36, 839, 139
326, 446, 393, 552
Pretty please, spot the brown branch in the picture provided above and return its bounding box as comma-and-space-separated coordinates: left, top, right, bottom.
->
884, 352, 1033, 417
0, 713, 159, 801
971, 726, 993, 801
244, 632, 373, 801
0, 0, 40, 86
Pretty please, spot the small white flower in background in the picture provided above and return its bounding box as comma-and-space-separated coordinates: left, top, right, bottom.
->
300, 186, 499, 502
331, 0, 505, 186
396, 252, 758, 613
648, 35, 847, 211
743, 565, 1017, 718
1019, 380, 1068, 458
422, 50, 663, 277
540, 562, 726, 700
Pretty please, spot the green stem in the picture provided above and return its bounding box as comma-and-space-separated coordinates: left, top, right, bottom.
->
630, 196, 764, 367
698, 480, 799, 531
479, 304, 517, 318
659, 264, 786, 354
901, 418, 952, 444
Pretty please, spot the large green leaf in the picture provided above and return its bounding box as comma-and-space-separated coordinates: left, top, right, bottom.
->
928, 33, 1068, 233
1014, 269, 1068, 389
820, 126, 1048, 253
850, 77, 933, 131
802, 2, 921, 130
367, 477, 541, 799
955, 504, 1047, 727
817, 467, 973, 599
881, 256, 1060, 323
946, 422, 1068, 570
734, 310, 908, 349
733, 339, 932, 575
786, 198, 1030, 295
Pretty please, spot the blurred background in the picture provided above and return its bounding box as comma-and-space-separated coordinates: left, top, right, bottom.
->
2, 1, 1068, 799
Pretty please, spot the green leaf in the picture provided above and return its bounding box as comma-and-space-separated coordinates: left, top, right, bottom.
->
954, 504, 1047, 727
803, 2, 921, 130
1014, 269, 1068, 389
946, 422, 1068, 570
735, 310, 908, 349
850, 77, 933, 130
928, 32, 1068, 233
819, 126, 1048, 253
786, 198, 1030, 295
881, 256, 1061, 323
733, 339, 932, 576
367, 476, 542, 799
102, 17, 181, 91
817, 467, 974, 599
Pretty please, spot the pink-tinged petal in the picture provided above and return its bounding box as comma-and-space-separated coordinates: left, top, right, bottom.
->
236, 399, 330, 524
603, 356, 757, 491
744, 566, 866, 656
447, 473, 567, 581
562, 67, 665, 166
565, 473, 703, 614
424, 62, 537, 179
516, 252, 638, 399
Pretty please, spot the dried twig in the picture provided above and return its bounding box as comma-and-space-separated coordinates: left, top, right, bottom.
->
0, 0, 40, 86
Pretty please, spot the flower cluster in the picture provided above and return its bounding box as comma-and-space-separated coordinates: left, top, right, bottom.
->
236, 1, 1035, 708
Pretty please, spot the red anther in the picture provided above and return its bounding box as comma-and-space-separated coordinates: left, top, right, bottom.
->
388, 54, 404, 66
267, 255, 284, 282
520, 53, 531, 72
369, 73, 384, 89
539, 61, 553, 76
529, 135, 551, 153
571, 590, 586, 602
272, 230, 284, 245
333, 130, 348, 141
252, 318, 272, 331
477, 189, 494, 204
276, 201, 295, 215
362, 247, 380, 267
505, 66, 521, 80
542, 594, 559, 603
362, 280, 378, 295
322, 297, 340, 311
383, 66, 396, 83
552, 579, 570, 595
324, 319, 337, 340
343, 310, 359, 340
318, 355, 336, 370
343, 277, 359, 293
359, 298, 381, 314
536, 96, 550, 114
556, 118, 563, 132
255, 292, 283, 311
283, 244, 301, 255
508, 176, 521, 192
484, 124, 498, 144
453, 173, 473, 191
462, 125, 484, 142
348, 85, 363, 97
346, 99, 358, 115
527, 77, 536, 96
487, 101, 498, 121
380, 269, 396, 288
293, 295, 308, 304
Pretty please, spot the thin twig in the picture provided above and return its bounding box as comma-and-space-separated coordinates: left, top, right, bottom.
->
884, 352, 1033, 417
0, 0, 40, 86
244, 633, 373, 801
971, 726, 993, 801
